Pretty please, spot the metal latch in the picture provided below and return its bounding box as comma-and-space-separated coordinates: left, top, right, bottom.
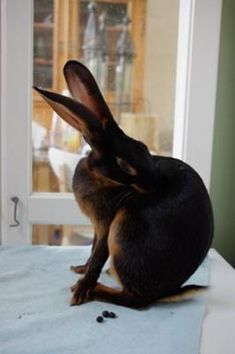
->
10, 196, 20, 227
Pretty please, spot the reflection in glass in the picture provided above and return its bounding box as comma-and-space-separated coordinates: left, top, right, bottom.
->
32, 224, 94, 246
115, 15, 135, 121
32, 0, 179, 193
33, 0, 54, 88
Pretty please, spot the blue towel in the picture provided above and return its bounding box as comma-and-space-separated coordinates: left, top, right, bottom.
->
0, 246, 209, 354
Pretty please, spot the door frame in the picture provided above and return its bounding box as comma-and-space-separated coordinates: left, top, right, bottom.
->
173, 0, 222, 189
0, 0, 222, 245
1, 0, 33, 244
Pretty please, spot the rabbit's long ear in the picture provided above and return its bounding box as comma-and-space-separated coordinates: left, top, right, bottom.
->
34, 86, 104, 148
63, 60, 114, 125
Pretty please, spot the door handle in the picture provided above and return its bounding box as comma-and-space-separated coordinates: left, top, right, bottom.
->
10, 196, 20, 227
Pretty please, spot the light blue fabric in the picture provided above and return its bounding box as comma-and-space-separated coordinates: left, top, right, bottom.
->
0, 246, 209, 354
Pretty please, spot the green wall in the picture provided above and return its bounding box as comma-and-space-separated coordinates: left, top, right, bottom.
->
210, 0, 235, 266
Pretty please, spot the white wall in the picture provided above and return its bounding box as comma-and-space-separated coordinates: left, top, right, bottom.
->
210, 0, 235, 266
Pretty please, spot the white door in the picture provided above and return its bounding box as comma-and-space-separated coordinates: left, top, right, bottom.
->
0, 0, 222, 245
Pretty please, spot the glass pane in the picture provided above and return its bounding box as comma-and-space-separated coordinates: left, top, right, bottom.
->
32, 224, 94, 246
32, 0, 179, 193
33, 0, 54, 88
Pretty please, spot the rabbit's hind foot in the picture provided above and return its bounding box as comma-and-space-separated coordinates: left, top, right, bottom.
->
70, 264, 87, 274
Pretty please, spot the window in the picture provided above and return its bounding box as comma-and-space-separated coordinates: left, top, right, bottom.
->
1, 0, 221, 245
31, 0, 179, 245
32, 0, 179, 191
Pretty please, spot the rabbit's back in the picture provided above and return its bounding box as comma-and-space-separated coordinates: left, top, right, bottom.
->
109, 156, 213, 300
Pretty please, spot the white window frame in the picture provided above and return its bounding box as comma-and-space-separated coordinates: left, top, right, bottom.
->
0, 0, 222, 245
173, 0, 222, 189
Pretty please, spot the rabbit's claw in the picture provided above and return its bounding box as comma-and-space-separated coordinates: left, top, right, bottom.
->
70, 279, 92, 305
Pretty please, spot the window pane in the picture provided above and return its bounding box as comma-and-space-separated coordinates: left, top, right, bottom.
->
32, 224, 94, 246
32, 0, 179, 193
33, 0, 54, 88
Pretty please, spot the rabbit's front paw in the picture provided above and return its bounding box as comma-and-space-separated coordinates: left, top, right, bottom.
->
70, 278, 93, 305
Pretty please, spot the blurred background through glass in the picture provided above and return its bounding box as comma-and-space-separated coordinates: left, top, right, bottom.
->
32, 0, 179, 244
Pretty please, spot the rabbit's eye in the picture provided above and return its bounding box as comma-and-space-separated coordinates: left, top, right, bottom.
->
116, 157, 137, 176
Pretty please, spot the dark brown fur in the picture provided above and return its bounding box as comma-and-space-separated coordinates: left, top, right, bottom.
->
34, 60, 213, 308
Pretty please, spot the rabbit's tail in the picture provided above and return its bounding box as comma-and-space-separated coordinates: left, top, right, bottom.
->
158, 284, 208, 303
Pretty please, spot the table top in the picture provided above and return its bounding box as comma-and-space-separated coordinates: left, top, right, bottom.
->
0, 246, 234, 354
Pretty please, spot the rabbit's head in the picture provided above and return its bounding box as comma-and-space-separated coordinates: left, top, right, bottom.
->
34, 61, 162, 192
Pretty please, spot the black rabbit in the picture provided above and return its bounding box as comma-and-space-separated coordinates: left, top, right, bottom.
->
34, 60, 213, 308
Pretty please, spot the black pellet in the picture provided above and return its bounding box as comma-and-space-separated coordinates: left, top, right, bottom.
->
102, 311, 110, 318
108, 311, 116, 318
96, 316, 104, 323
